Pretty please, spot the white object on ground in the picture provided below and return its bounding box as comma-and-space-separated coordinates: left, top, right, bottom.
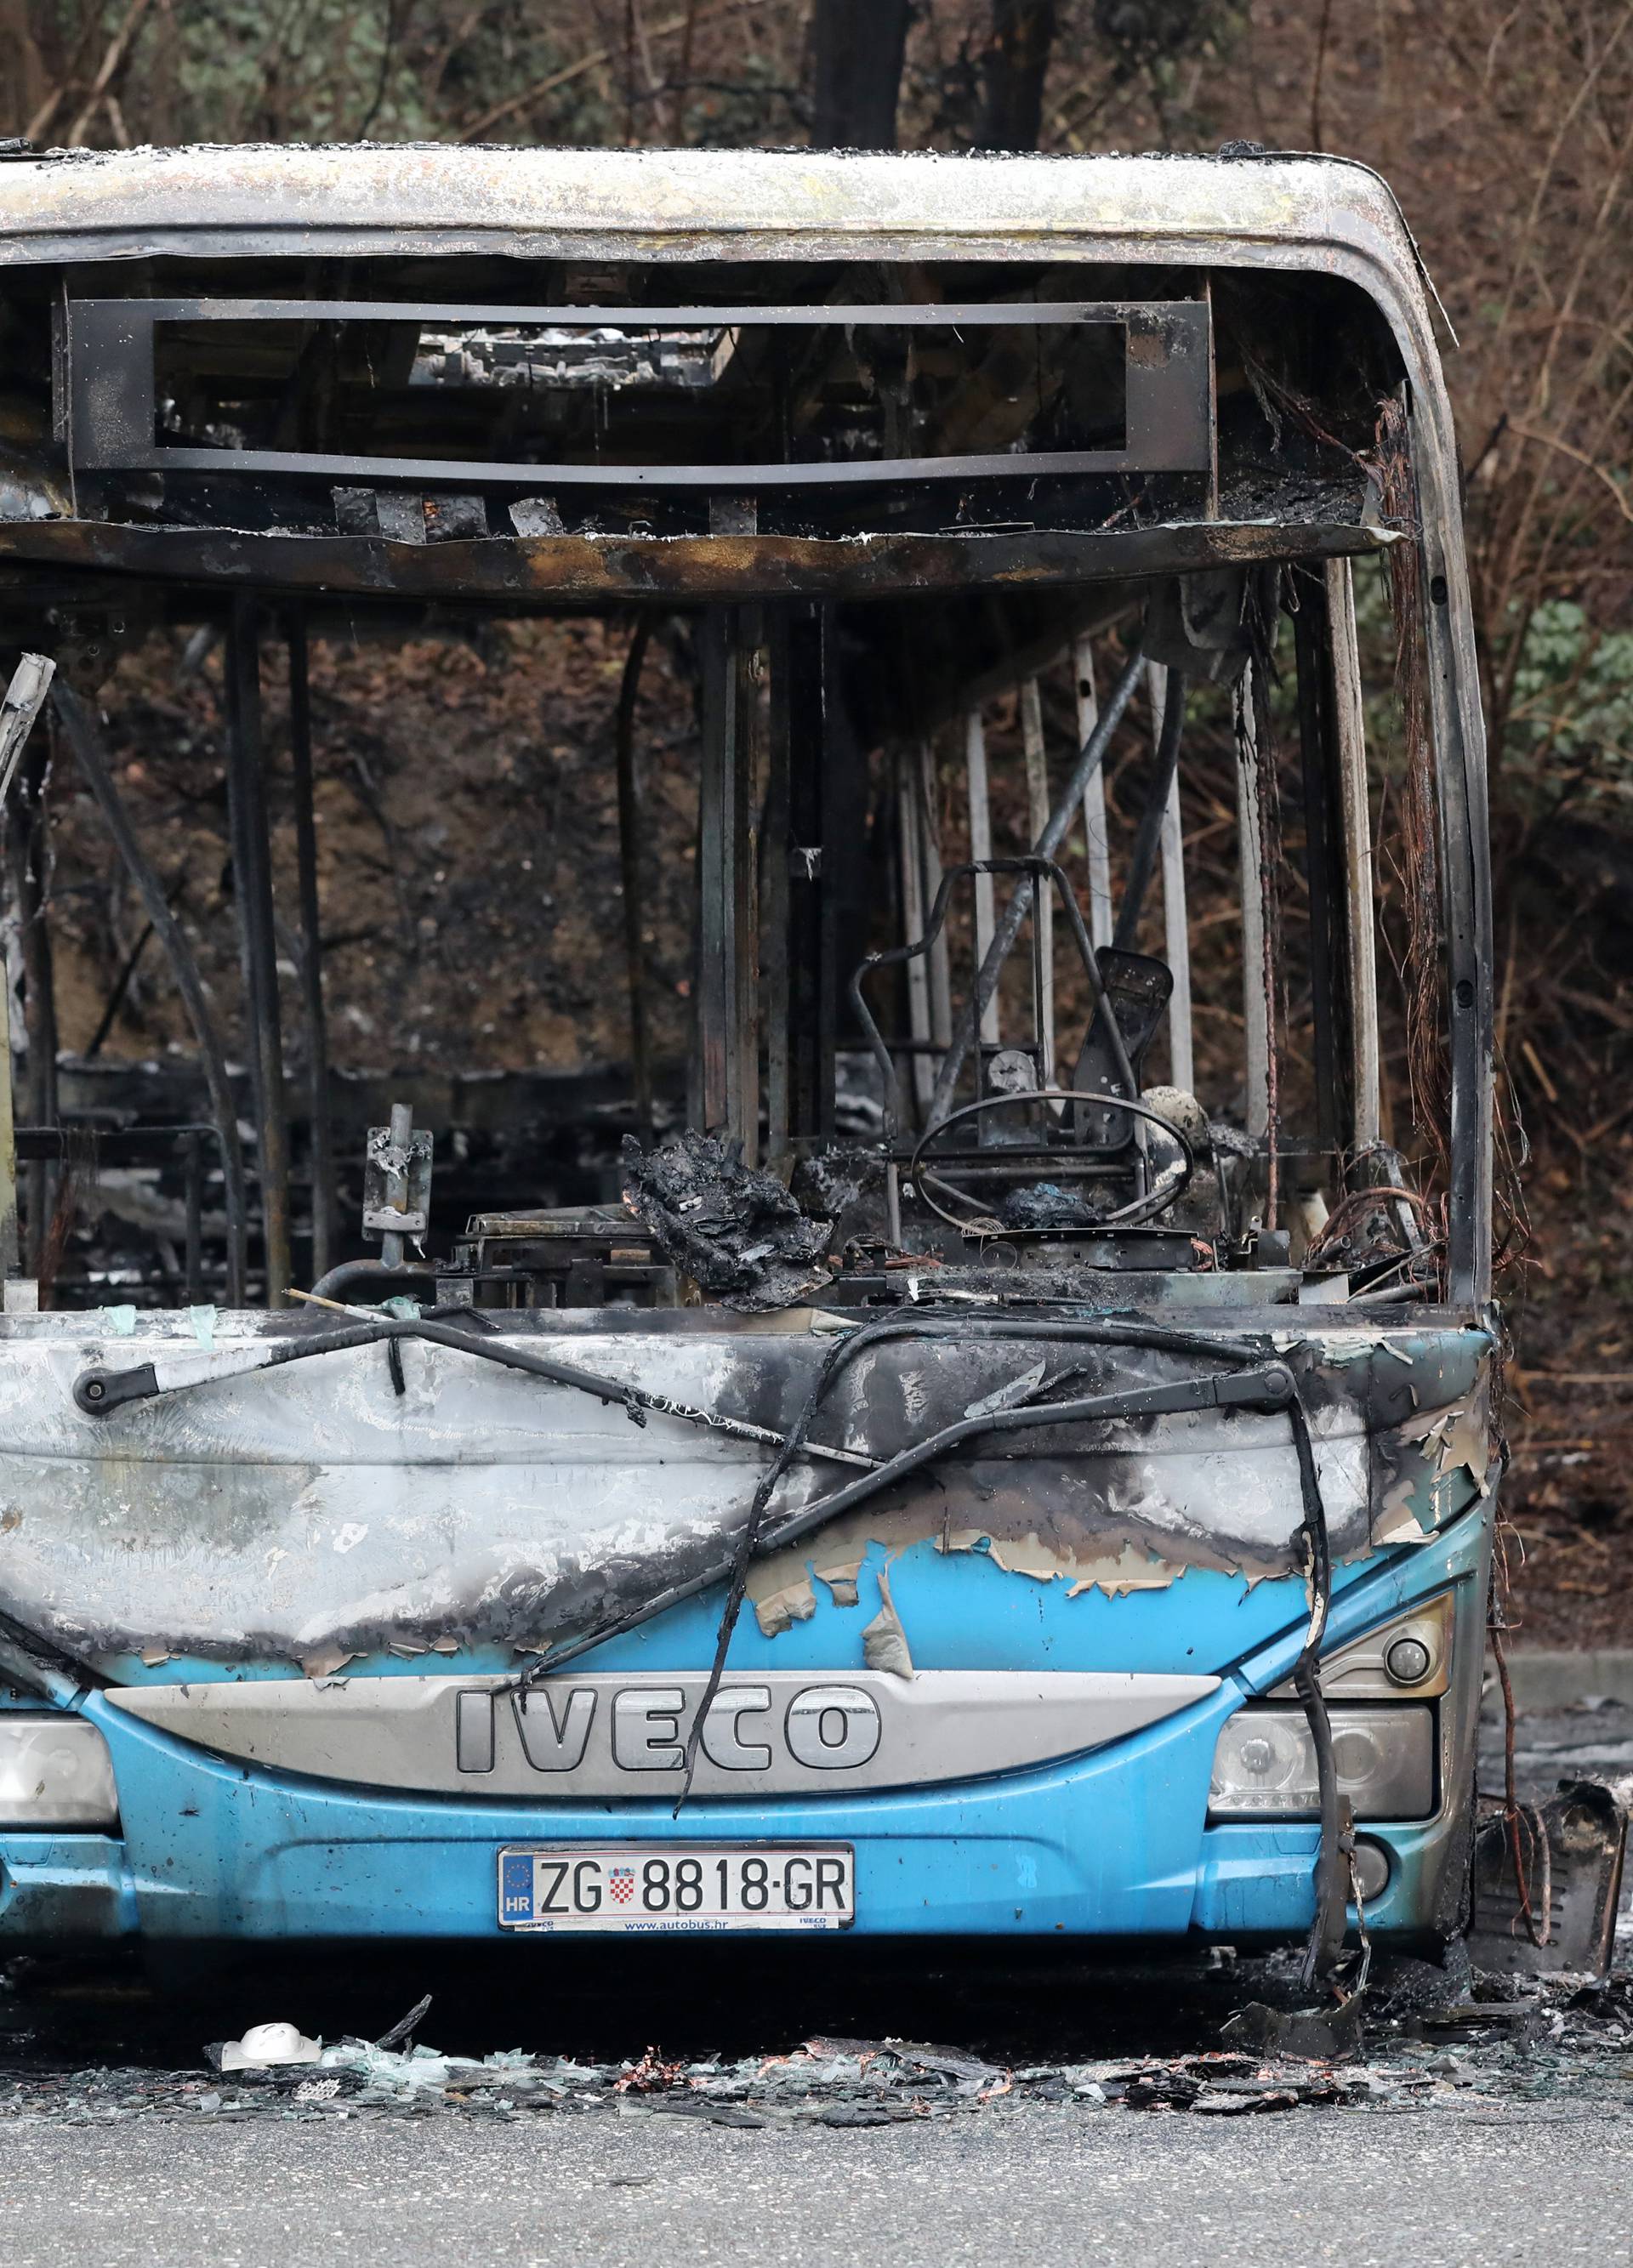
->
219, 2021, 323, 2071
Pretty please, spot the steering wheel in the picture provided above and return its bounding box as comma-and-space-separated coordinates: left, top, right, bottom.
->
907, 1088, 1194, 1236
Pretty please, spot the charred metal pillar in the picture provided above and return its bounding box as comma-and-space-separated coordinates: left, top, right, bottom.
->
0, 962, 15, 1284
783, 603, 835, 1142
1325, 559, 1381, 1151
1073, 637, 1113, 952
764, 608, 793, 1161
7, 730, 58, 1276
1234, 664, 1272, 1150
1294, 576, 1354, 1154
616, 617, 656, 1142
696, 605, 762, 1162
963, 708, 999, 1048
224, 597, 292, 1304
0, 656, 55, 1290
286, 613, 335, 1284
1020, 678, 1053, 1081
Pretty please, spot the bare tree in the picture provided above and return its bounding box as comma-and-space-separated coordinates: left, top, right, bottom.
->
980, 0, 1056, 150
0, 0, 50, 139
811, 0, 912, 147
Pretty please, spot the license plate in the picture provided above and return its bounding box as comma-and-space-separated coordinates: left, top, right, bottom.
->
497, 1843, 855, 1933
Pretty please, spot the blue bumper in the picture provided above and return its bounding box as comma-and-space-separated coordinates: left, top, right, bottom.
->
0, 1507, 1488, 1947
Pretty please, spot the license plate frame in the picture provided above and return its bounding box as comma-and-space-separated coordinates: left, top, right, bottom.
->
496, 1842, 856, 1934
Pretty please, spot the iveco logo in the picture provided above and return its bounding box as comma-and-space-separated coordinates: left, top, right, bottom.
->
455, 1682, 881, 1779
107, 1668, 1224, 1799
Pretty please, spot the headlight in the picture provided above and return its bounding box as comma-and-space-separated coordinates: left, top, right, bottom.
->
0, 1714, 119, 1828
1209, 1704, 1434, 1822
1272, 1593, 1454, 1701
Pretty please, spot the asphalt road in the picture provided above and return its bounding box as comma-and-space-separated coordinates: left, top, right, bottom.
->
3, 2097, 1630, 2268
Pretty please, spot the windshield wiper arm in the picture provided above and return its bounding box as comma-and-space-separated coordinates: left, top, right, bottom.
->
72, 1315, 876, 1470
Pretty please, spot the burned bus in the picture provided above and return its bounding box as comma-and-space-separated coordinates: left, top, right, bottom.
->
0, 145, 1494, 1984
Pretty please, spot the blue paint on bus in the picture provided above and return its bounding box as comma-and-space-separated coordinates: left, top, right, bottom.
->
0, 1505, 1486, 1946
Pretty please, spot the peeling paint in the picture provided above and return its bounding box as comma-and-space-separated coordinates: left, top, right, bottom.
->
861, 1561, 914, 1680
811, 1550, 864, 1609
748, 1572, 819, 1640
300, 1646, 356, 1680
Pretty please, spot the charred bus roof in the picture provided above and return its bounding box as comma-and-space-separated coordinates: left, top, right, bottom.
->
0, 147, 1449, 614
0, 143, 1447, 298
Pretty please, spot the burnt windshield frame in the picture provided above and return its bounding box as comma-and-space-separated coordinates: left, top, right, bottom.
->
60, 296, 1211, 490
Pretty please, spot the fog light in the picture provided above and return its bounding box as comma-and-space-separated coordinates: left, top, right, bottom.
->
1351, 1839, 1391, 1903
0, 1714, 118, 1827
1384, 1635, 1433, 1687
1209, 1704, 1434, 1822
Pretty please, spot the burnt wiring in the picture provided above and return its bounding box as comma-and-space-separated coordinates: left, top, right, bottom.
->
505, 1307, 1298, 1727
647, 1309, 1349, 1969
1304, 1183, 1437, 1265
1283, 1387, 1349, 1992
1305, 1182, 1446, 1303
509, 1305, 1306, 1725
672, 1315, 879, 1805
666, 1316, 1301, 1808
755, 1371, 1296, 1548
1488, 1579, 1552, 1950
1345, 1850, 1374, 1998
509, 1310, 1331, 1737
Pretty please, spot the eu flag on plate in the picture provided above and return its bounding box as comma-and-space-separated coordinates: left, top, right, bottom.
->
500, 1852, 534, 1922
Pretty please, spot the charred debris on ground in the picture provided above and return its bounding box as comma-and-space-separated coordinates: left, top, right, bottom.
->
3, 1964, 1632, 2130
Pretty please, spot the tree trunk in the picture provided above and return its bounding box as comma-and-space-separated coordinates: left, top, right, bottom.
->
981, 0, 1057, 151
810, 0, 911, 150
0, 0, 48, 139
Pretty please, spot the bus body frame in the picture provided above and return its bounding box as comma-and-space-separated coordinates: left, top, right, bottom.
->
0, 145, 1496, 1964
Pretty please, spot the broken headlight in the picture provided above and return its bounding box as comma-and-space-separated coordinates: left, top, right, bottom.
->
1208, 1704, 1435, 1822
0, 1714, 118, 1828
